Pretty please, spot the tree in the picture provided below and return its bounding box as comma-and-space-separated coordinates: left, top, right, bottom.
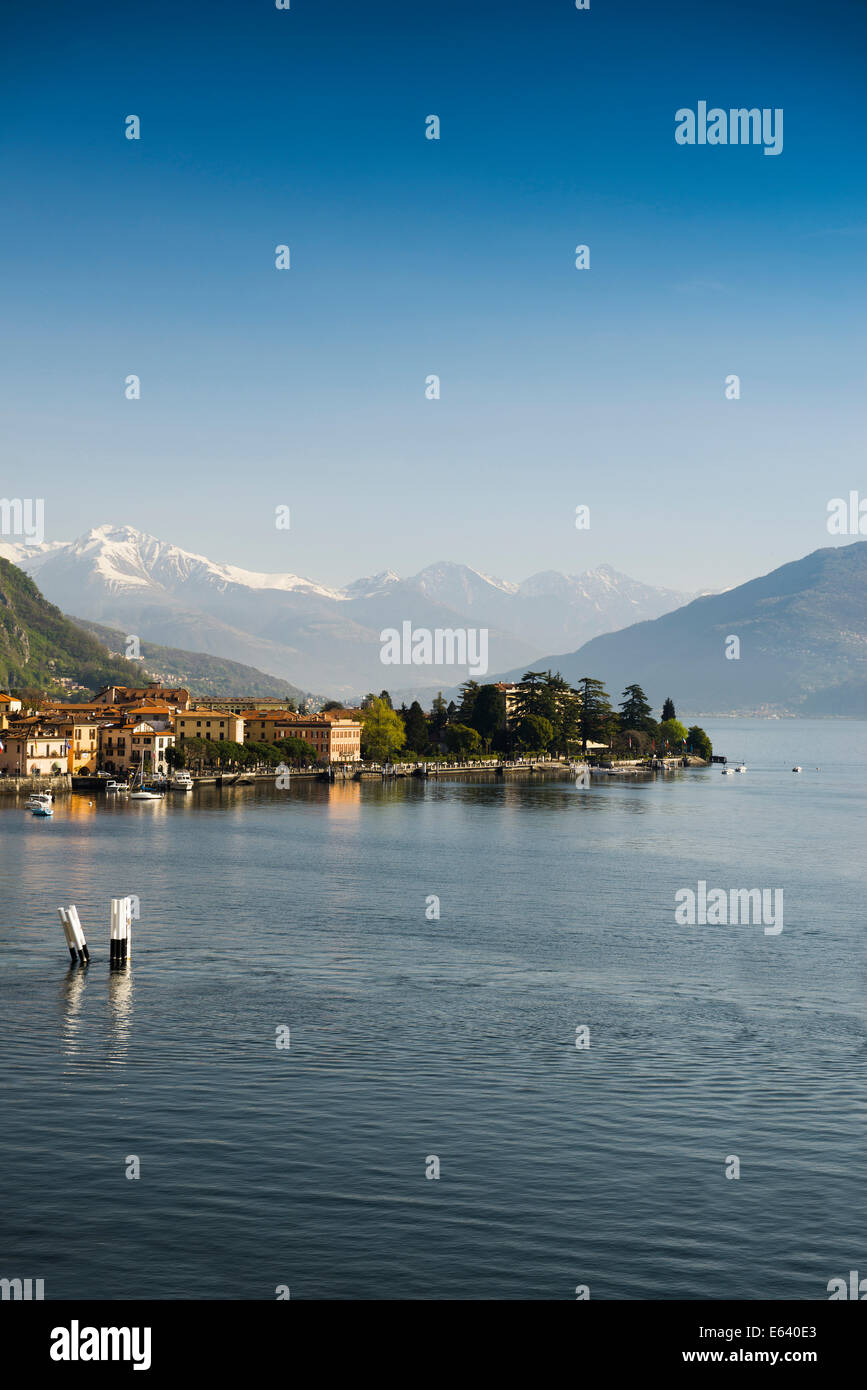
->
379, 690, 393, 709
470, 684, 506, 748
444, 723, 482, 756
687, 725, 712, 760
166, 745, 185, 769
516, 713, 554, 751
661, 697, 676, 722
446, 699, 458, 724
429, 692, 448, 738
577, 677, 612, 750
322, 700, 343, 712
620, 684, 655, 732
361, 697, 405, 761
658, 718, 688, 750
402, 700, 429, 753
275, 736, 318, 765
513, 670, 553, 721
458, 680, 481, 723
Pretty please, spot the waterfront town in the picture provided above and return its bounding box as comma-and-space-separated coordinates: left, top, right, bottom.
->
0, 684, 363, 778
0, 675, 712, 781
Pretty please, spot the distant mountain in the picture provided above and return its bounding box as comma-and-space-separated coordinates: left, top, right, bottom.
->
71, 619, 307, 702
1, 525, 699, 697
496, 542, 867, 716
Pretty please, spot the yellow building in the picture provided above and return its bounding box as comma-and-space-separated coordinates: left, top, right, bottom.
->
174, 710, 245, 744
0, 725, 69, 776
100, 721, 175, 776
243, 712, 361, 762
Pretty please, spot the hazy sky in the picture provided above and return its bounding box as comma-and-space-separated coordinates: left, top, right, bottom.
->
2, 0, 865, 591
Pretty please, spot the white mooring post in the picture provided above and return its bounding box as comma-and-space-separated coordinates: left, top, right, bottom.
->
110, 896, 132, 968
57, 905, 89, 964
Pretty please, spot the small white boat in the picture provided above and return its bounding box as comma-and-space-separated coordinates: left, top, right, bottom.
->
721, 767, 735, 775
792, 766, 802, 773
170, 770, 194, 791
129, 763, 165, 801
735, 763, 747, 773
29, 792, 54, 817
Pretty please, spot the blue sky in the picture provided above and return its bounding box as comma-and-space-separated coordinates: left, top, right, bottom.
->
2, 0, 865, 591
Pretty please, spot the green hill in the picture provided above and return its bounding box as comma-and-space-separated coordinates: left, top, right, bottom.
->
0, 557, 142, 695
71, 618, 307, 701
0, 557, 309, 701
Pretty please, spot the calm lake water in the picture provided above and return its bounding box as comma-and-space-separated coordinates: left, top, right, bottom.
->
1, 718, 865, 1300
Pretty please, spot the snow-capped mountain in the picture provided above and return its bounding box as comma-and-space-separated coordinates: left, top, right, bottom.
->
0, 526, 700, 697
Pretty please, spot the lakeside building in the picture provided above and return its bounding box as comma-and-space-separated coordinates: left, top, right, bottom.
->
189, 696, 297, 714
174, 710, 246, 744
0, 714, 100, 773
99, 721, 175, 776
1, 684, 362, 773
0, 725, 71, 776
93, 682, 192, 710
242, 711, 362, 762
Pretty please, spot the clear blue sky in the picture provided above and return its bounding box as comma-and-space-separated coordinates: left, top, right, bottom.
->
2, 0, 865, 590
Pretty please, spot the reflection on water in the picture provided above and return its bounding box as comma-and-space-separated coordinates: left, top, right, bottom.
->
59, 964, 89, 1061
107, 969, 133, 1063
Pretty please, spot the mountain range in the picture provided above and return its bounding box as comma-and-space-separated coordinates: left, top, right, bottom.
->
0, 556, 306, 701
0, 525, 699, 697
497, 541, 867, 717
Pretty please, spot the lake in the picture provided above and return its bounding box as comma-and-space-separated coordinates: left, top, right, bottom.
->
1, 718, 865, 1299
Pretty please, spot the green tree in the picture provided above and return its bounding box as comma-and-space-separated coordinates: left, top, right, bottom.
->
620, 683, 655, 732
687, 725, 712, 760
361, 697, 405, 761
275, 736, 318, 765
516, 713, 554, 751
458, 679, 482, 723
661, 697, 676, 721
444, 723, 482, 756
577, 677, 612, 750
469, 684, 506, 748
658, 717, 688, 750
429, 692, 448, 737
402, 700, 429, 753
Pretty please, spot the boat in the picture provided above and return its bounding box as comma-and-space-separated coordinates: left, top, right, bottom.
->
721, 766, 735, 775
735, 762, 747, 773
129, 762, 165, 801
792, 766, 802, 773
25, 791, 53, 809
170, 770, 194, 792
